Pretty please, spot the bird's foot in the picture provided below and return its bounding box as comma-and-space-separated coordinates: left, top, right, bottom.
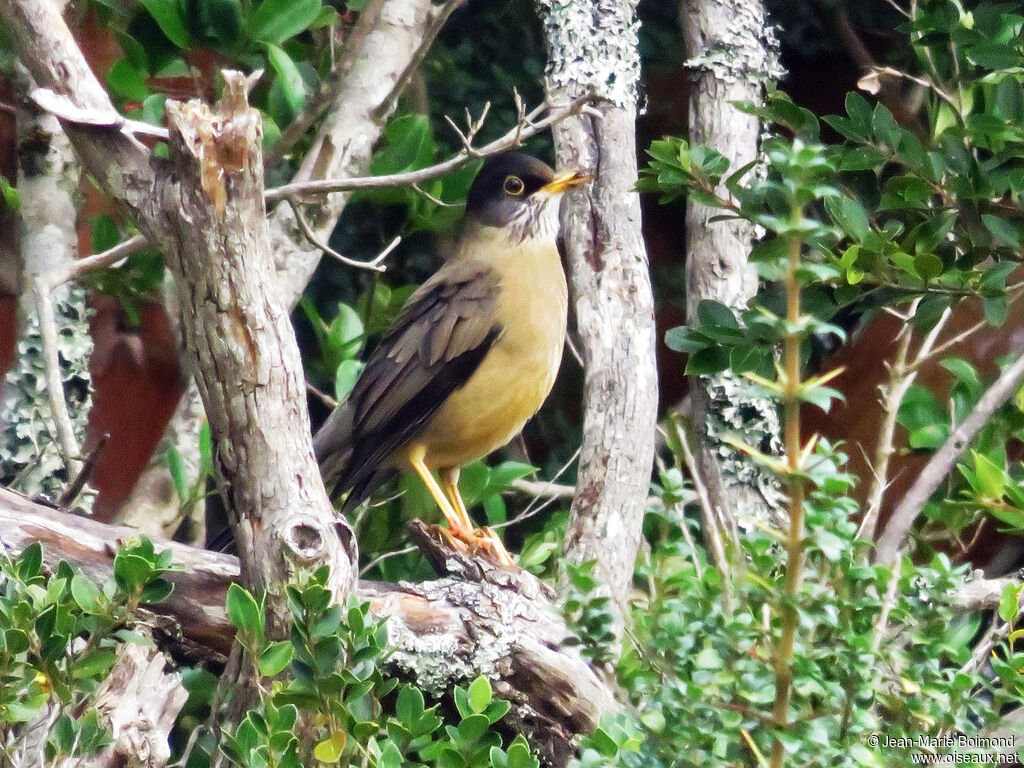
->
438, 524, 515, 569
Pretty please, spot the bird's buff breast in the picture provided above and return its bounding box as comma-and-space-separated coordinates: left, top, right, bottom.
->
418, 241, 567, 469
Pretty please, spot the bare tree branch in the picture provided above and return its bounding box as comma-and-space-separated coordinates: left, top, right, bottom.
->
31, 280, 82, 477
875, 353, 1024, 566
264, 98, 590, 203
46, 233, 147, 287
268, 0, 467, 306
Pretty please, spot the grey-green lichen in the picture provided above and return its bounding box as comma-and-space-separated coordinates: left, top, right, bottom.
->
703, 371, 786, 530
535, 0, 641, 108
685, 1, 785, 86
383, 576, 545, 694
0, 284, 94, 507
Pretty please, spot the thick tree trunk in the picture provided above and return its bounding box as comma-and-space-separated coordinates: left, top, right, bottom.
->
536, 0, 658, 635
0, 488, 616, 767
159, 75, 357, 625
680, 0, 786, 532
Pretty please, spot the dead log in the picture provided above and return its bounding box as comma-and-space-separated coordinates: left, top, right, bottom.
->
0, 488, 616, 765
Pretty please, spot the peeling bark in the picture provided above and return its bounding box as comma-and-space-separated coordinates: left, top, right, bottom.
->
536, 0, 658, 633
63, 643, 188, 768
0, 489, 616, 767
680, 0, 786, 531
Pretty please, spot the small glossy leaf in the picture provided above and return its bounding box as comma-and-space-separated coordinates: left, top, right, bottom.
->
250, 0, 322, 43
142, 0, 189, 48
258, 640, 293, 676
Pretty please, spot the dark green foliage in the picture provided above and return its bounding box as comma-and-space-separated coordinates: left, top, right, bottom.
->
629, 3, 1024, 764
0, 540, 178, 762
214, 566, 542, 768
561, 562, 617, 668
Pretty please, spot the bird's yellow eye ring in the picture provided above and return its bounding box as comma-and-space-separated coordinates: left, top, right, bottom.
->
503, 175, 525, 195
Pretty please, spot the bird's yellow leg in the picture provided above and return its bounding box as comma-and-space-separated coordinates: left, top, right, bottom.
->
440, 466, 514, 568
439, 467, 474, 531
408, 447, 470, 537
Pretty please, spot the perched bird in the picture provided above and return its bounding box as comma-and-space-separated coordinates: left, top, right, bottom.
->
313, 151, 588, 565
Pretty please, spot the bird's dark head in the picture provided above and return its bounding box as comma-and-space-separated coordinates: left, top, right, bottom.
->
464, 152, 589, 240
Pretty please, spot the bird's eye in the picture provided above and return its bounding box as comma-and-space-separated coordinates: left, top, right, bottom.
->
503, 175, 525, 195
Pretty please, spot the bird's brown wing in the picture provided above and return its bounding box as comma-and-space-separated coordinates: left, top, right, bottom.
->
314, 259, 502, 511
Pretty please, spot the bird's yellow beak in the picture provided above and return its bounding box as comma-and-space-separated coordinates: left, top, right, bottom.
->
539, 171, 591, 195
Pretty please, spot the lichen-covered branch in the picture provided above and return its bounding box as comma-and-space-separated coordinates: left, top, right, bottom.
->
535, 0, 658, 635
0, 101, 93, 509
679, 0, 786, 532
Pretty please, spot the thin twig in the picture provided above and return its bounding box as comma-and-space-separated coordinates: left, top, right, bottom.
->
493, 446, 582, 532
45, 233, 148, 287
908, 284, 1024, 371
32, 280, 82, 479
859, 298, 950, 540
307, 382, 338, 409
360, 545, 418, 576
870, 556, 903, 654
412, 182, 461, 208
875, 352, 1024, 566
59, 433, 107, 508
286, 196, 396, 272
675, 419, 733, 609
443, 101, 491, 155
265, 97, 591, 202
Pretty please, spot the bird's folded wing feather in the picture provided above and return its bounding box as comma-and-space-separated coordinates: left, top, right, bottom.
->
324, 259, 502, 505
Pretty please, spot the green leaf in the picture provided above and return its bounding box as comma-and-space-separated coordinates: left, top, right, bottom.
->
250, 0, 322, 44
684, 346, 730, 375
694, 647, 723, 670
982, 214, 1021, 248
265, 44, 306, 119
70, 574, 102, 614
142, 0, 189, 48
468, 675, 492, 714
696, 299, 740, 331
226, 583, 263, 639
913, 252, 944, 283
106, 59, 150, 102
166, 446, 188, 501
0, 175, 20, 211
457, 713, 490, 742
972, 451, 1006, 499
506, 742, 539, 768
824, 195, 870, 242
258, 640, 293, 676
200, 0, 243, 44
313, 731, 346, 763
18, 542, 42, 580
1000, 583, 1020, 625
73, 650, 118, 679
114, 553, 153, 594
334, 359, 363, 401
